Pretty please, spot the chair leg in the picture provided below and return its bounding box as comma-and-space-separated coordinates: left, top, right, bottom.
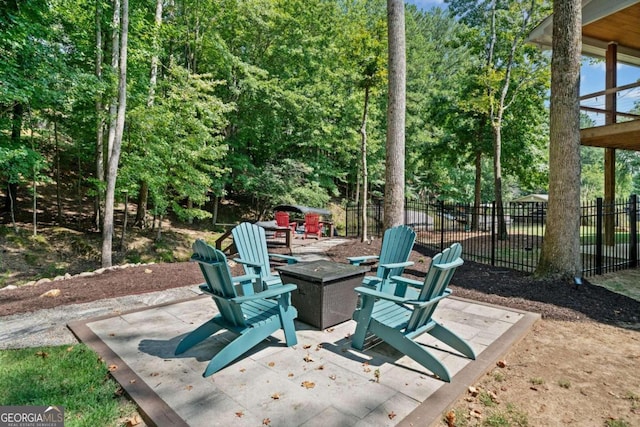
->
351, 295, 375, 350
370, 321, 452, 382
175, 317, 224, 355
429, 323, 476, 360
277, 300, 298, 347
203, 322, 280, 377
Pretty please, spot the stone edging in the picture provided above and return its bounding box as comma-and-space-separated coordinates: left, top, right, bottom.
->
0, 262, 157, 292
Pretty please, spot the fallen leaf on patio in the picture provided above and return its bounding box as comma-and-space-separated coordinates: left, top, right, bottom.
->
129, 379, 136, 384
240, 368, 246, 372
329, 374, 337, 380
271, 393, 281, 400
97, 356, 105, 363
470, 408, 483, 418
235, 411, 244, 418
303, 344, 312, 349
108, 364, 118, 371
288, 372, 294, 377
374, 369, 380, 383
445, 410, 456, 427
326, 327, 334, 332
262, 418, 271, 425
185, 385, 193, 391
388, 411, 396, 420
125, 415, 142, 427
363, 366, 371, 373
114, 387, 124, 397
35, 351, 49, 358
316, 344, 323, 351
303, 353, 314, 363
150, 372, 159, 377
316, 365, 325, 370
496, 360, 507, 368
301, 381, 315, 389
268, 362, 275, 367
109, 333, 116, 336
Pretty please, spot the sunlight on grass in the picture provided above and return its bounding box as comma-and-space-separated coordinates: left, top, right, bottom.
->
589, 270, 640, 302
0, 344, 137, 427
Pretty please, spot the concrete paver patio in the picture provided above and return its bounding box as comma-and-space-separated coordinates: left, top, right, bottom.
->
69, 293, 538, 426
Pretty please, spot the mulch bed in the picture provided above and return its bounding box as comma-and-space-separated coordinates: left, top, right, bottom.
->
1, 239, 639, 327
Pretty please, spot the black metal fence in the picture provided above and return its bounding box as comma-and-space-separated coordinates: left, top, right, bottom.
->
345, 195, 639, 277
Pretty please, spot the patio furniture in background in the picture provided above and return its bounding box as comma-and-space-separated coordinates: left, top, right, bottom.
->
347, 225, 416, 294
303, 213, 323, 239
274, 211, 297, 238
232, 222, 300, 288
351, 243, 475, 382
175, 240, 298, 377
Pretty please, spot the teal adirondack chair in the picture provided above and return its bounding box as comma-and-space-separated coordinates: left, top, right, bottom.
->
347, 225, 416, 294
351, 243, 475, 382
175, 239, 298, 377
232, 222, 300, 288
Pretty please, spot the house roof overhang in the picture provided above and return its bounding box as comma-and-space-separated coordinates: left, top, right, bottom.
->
527, 0, 640, 67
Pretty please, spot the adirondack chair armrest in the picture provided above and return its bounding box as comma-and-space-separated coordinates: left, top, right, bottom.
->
233, 258, 263, 270
354, 286, 410, 304
268, 253, 300, 264
347, 255, 379, 266
390, 275, 424, 289
378, 261, 414, 275
406, 290, 452, 308
232, 273, 261, 284
232, 284, 297, 303
431, 259, 464, 271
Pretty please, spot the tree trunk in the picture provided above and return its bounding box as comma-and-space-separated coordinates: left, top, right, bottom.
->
472, 150, 482, 231
134, 181, 148, 227
536, 0, 582, 279
384, 0, 406, 230
360, 85, 370, 243
55, 118, 62, 224
102, 0, 129, 268
95, 0, 104, 231
493, 122, 508, 240
120, 191, 128, 251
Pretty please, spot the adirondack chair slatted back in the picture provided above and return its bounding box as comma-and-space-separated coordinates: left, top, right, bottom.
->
304, 213, 322, 238
178, 239, 298, 377
232, 222, 271, 287
377, 225, 416, 279
191, 239, 246, 326
406, 243, 463, 332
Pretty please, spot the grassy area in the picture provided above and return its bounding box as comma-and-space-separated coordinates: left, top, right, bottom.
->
0, 344, 138, 427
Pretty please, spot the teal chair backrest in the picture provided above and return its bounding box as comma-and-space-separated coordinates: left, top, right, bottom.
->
376, 225, 416, 279
191, 239, 245, 326
232, 222, 272, 280
406, 243, 463, 332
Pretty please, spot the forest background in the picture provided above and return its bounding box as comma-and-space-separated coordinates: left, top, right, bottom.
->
1, 0, 640, 272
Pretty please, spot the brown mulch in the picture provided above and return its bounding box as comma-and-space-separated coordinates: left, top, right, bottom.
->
1, 239, 639, 327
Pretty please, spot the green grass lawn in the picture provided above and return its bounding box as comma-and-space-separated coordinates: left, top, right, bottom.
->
0, 344, 138, 427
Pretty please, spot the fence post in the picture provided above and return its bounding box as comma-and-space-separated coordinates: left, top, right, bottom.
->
491, 201, 496, 266
630, 194, 638, 268
596, 197, 603, 275
439, 200, 445, 252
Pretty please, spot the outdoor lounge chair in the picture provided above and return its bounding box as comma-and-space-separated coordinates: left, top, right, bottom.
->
232, 222, 300, 288
303, 213, 323, 239
274, 211, 297, 238
351, 243, 475, 382
347, 225, 416, 294
175, 239, 298, 377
